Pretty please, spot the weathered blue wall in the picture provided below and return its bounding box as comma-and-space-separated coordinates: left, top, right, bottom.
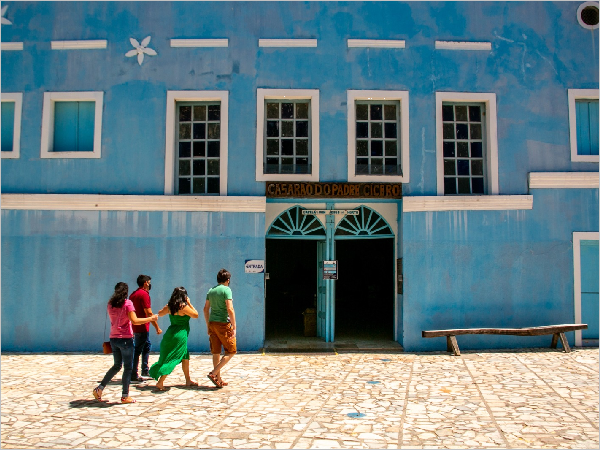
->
1, 1, 598, 351
1, 2, 597, 194
403, 188, 599, 351
1, 209, 266, 351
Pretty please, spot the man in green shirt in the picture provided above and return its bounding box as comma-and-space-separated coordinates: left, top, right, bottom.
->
204, 268, 237, 388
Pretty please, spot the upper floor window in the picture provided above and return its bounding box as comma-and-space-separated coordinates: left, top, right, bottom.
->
256, 89, 320, 182
40, 91, 103, 159
436, 92, 499, 195
1, 93, 22, 159
347, 90, 409, 183
164, 91, 228, 195
569, 89, 599, 162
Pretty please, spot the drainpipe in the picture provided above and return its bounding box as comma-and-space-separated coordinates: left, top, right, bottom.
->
325, 202, 336, 342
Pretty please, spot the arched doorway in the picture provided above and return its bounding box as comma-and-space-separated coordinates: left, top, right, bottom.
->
335, 206, 395, 339
265, 206, 325, 339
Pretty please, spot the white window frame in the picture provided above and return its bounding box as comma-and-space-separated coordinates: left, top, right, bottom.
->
165, 91, 229, 196
256, 88, 320, 182
347, 90, 410, 183
436, 92, 499, 195
1, 93, 23, 159
568, 89, 599, 163
40, 91, 103, 159
573, 231, 599, 347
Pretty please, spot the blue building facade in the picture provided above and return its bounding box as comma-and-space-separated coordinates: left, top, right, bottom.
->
1, 1, 598, 352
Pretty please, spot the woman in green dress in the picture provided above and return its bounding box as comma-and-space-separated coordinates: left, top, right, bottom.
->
149, 287, 199, 390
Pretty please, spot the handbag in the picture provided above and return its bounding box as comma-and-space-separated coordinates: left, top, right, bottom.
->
103, 308, 113, 354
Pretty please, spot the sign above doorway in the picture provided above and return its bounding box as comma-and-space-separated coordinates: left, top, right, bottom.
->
302, 209, 359, 216
266, 182, 402, 199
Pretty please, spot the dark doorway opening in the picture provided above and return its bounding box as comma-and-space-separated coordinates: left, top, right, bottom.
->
335, 238, 394, 339
265, 239, 317, 338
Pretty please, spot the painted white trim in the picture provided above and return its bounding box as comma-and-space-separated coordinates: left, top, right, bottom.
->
1, 93, 23, 159
347, 39, 406, 48
529, 172, 599, 189
436, 92, 499, 195
40, 91, 103, 159
573, 231, 599, 346
0, 194, 266, 213
164, 90, 229, 196
402, 195, 533, 212
258, 39, 317, 48
347, 90, 410, 183
568, 89, 599, 163
51, 40, 107, 50
435, 41, 492, 51
1, 42, 23, 51
170, 39, 229, 48
256, 88, 320, 182
577, 2, 600, 30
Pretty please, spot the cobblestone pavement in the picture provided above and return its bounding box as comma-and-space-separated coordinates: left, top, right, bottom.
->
1, 348, 598, 449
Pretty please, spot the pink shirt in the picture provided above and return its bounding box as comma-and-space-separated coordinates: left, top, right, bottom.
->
108, 299, 135, 338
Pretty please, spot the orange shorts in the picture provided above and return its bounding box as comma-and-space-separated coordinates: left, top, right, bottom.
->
208, 321, 237, 355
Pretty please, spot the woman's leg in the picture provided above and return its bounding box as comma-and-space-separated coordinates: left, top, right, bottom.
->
182, 359, 197, 386
119, 338, 135, 399
155, 375, 168, 390
100, 339, 123, 387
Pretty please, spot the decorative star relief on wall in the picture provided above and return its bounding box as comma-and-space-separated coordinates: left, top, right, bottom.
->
1, 5, 12, 25
125, 36, 157, 65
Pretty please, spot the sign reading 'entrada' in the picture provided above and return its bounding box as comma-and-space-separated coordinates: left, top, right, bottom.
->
266, 182, 402, 199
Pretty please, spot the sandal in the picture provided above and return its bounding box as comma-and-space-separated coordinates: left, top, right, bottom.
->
185, 380, 199, 387
121, 396, 136, 404
219, 379, 229, 386
207, 372, 223, 388
92, 387, 104, 402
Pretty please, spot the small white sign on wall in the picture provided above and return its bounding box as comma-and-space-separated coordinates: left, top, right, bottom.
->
245, 260, 265, 273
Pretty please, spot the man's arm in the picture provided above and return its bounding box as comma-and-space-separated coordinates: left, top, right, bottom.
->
203, 300, 211, 336
226, 299, 236, 337
144, 307, 162, 334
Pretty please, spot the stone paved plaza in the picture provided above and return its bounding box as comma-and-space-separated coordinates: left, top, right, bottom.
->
1, 348, 598, 449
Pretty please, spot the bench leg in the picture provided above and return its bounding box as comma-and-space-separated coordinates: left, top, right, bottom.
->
550, 333, 559, 349
558, 332, 571, 353
446, 335, 460, 356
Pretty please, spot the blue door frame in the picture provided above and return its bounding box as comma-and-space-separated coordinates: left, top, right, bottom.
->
267, 204, 395, 342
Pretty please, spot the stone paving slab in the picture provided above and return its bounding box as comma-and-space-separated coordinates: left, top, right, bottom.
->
1, 348, 598, 449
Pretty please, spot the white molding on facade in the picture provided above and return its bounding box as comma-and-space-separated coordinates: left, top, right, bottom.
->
436, 92, 499, 195
528, 172, 599, 189
402, 195, 533, 212
435, 41, 492, 51
0, 194, 266, 213
1, 42, 23, 51
573, 231, 599, 346
568, 88, 599, 163
40, 91, 103, 159
347, 39, 405, 48
258, 39, 317, 48
1, 93, 23, 159
51, 40, 107, 50
347, 90, 410, 183
164, 90, 229, 196
255, 88, 320, 182
170, 39, 229, 48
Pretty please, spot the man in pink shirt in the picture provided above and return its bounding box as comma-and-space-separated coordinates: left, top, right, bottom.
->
130, 275, 162, 381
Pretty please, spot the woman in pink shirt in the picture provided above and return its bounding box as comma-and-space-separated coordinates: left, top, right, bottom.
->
93, 282, 158, 404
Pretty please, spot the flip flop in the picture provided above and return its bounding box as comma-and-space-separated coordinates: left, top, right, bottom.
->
92, 387, 105, 402
207, 372, 223, 388
185, 380, 199, 387
154, 386, 167, 391
121, 396, 136, 404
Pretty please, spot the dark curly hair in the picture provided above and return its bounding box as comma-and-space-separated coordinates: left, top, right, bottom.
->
109, 282, 128, 308
168, 286, 188, 315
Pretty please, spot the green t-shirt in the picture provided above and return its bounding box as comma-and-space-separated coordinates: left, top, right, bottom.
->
206, 284, 233, 323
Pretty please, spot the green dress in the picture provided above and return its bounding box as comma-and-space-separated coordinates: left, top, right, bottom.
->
149, 314, 191, 379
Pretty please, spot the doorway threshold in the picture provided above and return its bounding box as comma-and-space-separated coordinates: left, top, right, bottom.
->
262, 336, 404, 354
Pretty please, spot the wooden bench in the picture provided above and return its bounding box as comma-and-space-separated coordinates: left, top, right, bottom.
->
422, 324, 588, 356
